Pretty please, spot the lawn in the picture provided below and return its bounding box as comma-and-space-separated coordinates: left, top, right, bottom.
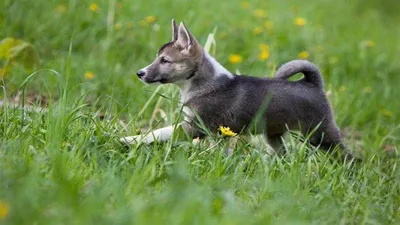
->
1, 0, 399, 224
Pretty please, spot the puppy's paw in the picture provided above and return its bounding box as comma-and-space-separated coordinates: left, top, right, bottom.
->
119, 136, 138, 145
119, 135, 154, 145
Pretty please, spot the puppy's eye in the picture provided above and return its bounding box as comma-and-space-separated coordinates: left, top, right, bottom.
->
160, 57, 170, 64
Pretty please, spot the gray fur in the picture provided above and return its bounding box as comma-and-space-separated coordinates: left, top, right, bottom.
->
125, 20, 351, 159
275, 60, 324, 88
184, 67, 340, 144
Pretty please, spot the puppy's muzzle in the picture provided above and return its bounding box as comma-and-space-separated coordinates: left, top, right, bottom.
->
137, 70, 146, 78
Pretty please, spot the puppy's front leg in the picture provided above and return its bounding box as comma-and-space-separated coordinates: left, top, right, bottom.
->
120, 125, 175, 145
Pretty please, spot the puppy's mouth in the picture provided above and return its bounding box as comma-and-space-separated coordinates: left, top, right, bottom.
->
148, 79, 168, 84
141, 77, 169, 84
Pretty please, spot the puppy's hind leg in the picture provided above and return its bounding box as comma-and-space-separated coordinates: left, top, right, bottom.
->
310, 123, 355, 161
266, 134, 286, 156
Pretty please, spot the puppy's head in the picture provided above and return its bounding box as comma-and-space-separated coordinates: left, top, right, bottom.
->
137, 19, 202, 84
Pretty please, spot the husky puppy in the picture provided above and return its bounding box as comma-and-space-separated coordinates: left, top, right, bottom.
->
121, 20, 350, 158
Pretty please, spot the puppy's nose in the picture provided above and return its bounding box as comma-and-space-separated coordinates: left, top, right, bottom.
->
137, 70, 145, 78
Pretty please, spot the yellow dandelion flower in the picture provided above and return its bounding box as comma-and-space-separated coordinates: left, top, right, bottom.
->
253, 27, 263, 35
218, 126, 237, 137
241, 1, 251, 9
364, 87, 372, 93
89, 3, 99, 12
229, 54, 243, 64
139, 16, 157, 27
381, 109, 393, 117
84, 71, 95, 80
298, 51, 309, 59
145, 16, 157, 24
263, 20, 274, 29
55, 4, 67, 13
294, 17, 306, 26
253, 9, 266, 18
259, 50, 270, 61
114, 22, 122, 30
0, 201, 9, 220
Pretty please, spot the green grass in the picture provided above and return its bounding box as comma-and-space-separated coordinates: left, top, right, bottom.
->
1, 0, 400, 224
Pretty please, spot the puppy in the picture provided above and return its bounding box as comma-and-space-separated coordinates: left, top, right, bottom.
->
121, 20, 351, 159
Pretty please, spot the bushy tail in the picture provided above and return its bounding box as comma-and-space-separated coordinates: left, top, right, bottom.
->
275, 60, 324, 88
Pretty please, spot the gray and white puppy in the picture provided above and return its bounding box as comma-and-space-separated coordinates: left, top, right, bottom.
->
121, 20, 349, 158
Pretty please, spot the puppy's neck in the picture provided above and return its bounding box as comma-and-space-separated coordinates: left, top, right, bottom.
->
202, 51, 233, 78
176, 51, 233, 103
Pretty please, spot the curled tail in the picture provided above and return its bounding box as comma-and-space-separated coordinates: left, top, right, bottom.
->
275, 60, 324, 88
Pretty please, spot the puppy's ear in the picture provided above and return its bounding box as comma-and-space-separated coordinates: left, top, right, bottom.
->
171, 19, 178, 41
175, 22, 194, 52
